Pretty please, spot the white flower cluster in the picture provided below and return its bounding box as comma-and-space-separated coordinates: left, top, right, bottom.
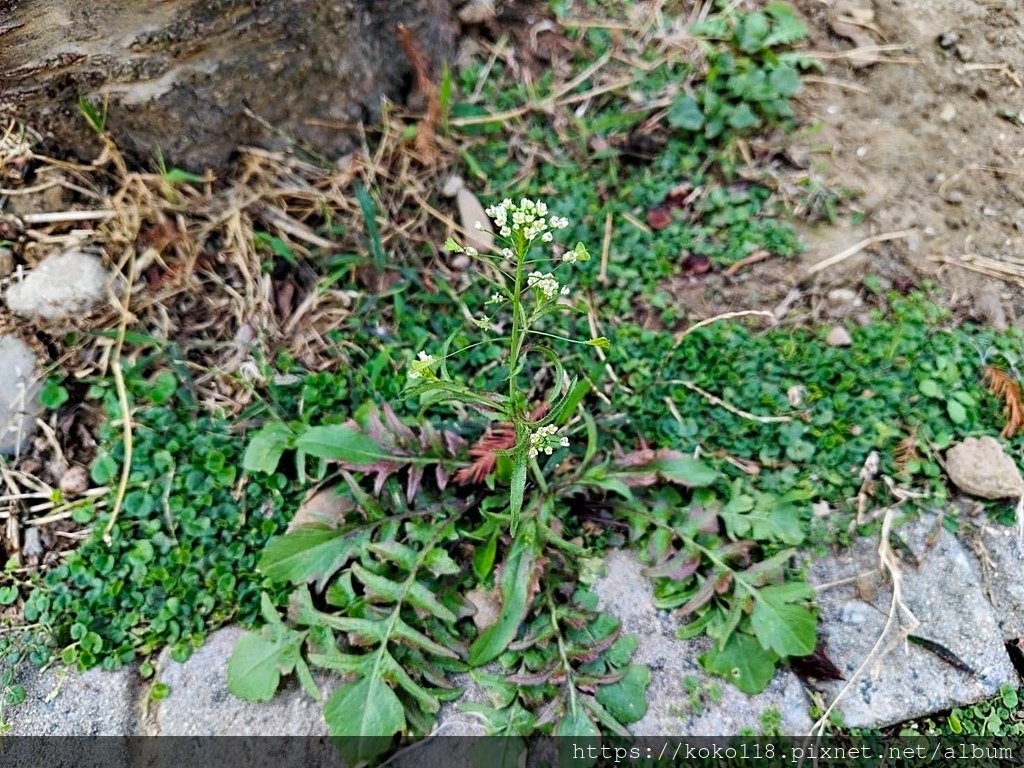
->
408, 351, 436, 380
527, 271, 570, 299
482, 198, 570, 244
528, 424, 569, 458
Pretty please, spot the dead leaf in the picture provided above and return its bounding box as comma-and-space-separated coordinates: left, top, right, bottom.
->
466, 587, 502, 631
287, 486, 355, 532
456, 186, 494, 252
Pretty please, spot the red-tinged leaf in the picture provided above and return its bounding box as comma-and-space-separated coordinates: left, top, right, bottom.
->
381, 402, 416, 442
643, 551, 701, 581
506, 665, 558, 686
790, 641, 845, 682
714, 572, 733, 594
435, 464, 449, 491
406, 464, 423, 503
676, 577, 717, 618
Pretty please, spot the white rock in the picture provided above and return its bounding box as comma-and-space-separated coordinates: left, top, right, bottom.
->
0, 335, 41, 455
6, 251, 111, 321
826, 326, 853, 347
459, 0, 496, 24
946, 437, 1024, 499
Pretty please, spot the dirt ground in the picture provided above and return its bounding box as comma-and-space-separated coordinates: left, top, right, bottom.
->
789, 0, 1024, 322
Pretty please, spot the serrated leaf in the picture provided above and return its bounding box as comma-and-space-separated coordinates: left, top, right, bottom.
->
243, 422, 293, 474
751, 588, 817, 657
227, 621, 305, 702
700, 632, 778, 694
594, 665, 650, 724
768, 64, 801, 97
324, 677, 404, 758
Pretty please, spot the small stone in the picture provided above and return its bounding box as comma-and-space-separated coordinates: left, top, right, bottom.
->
946, 437, 1024, 499
455, 187, 494, 253
440, 175, 464, 198
956, 45, 974, 62
943, 189, 965, 205
0, 335, 41, 455
973, 284, 1008, 331
937, 31, 959, 49
5, 251, 111, 321
0, 247, 13, 277
458, 0, 496, 24
825, 288, 861, 315
808, 515, 1016, 729
939, 103, 957, 122
59, 465, 90, 497
826, 326, 853, 347
451, 254, 471, 270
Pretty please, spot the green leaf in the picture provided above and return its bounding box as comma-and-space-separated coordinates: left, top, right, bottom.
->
946, 399, 968, 425
227, 623, 304, 702
700, 632, 778, 694
595, 665, 650, 724
444, 237, 462, 252
727, 103, 760, 130
668, 94, 705, 132
919, 379, 941, 398
324, 677, 404, 760
768, 64, 801, 97
259, 527, 362, 589
585, 337, 611, 350
650, 455, 720, 487
473, 531, 498, 580
295, 424, 390, 464
243, 422, 293, 474
469, 532, 537, 666
509, 448, 528, 537
40, 379, 69, 410
554, 705, 600, 737
750, 587, 817, 657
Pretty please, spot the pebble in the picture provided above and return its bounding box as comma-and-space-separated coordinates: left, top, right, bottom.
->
945, 437, 1024, 499
937, 31, 959, 49
826, 326, 853, 347
0, 335, 41, 455
5, 251, 111, 321
939, 103, 956, 122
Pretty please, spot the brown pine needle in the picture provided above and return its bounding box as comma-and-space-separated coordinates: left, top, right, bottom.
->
983, 365, 1024, 438
893, 426, 919, 474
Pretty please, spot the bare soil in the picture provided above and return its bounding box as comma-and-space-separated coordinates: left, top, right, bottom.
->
789, 0, 1024, 321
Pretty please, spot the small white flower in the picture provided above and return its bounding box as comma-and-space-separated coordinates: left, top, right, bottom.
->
527, 424, 567, 458
488, 292, 504, 305
474, 221, 483, 230
560, 285, 571, 297
541, 232, 553, 243
501, 247, 514, 260
408, 351, 436, 380
473, 316, 491, 331
527, 271, 560, 299
562, 250, 577, 264
464, 246, 478, 257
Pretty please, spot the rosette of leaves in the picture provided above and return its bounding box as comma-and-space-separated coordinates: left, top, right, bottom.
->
228, 475, 470, 765
613, 478, 817, 694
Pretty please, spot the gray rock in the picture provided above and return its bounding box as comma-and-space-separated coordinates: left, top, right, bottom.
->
5, 251, 111, 321
8, 663, 139, 735
826, 326, 853, 347
0, 334, 41, 455
973, 284, 1008, 331
808, 515, 1018, 729
148, 626, 328, 736
971, 524, 1024, 640
946, 437, 1024, 499
594, 550, 813, 736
